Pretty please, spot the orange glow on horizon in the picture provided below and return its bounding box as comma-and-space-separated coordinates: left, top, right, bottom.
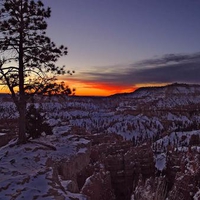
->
0, 87, 10, 94
0, 81, 168, 97
62, 80, 137, 96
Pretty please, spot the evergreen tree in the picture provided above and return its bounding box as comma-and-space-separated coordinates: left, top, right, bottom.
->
26, 104, 52, 139
0, 0, 70, 143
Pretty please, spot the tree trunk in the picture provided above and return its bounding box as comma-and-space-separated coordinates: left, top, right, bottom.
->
18, 101, 26, 143
18, 0, 26, 143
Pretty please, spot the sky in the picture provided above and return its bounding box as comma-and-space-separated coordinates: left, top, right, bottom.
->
4, 0, 200, 96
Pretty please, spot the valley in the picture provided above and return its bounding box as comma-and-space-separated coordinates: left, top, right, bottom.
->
0, 83, 200, 200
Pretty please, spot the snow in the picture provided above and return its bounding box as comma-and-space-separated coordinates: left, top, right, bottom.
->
131, 194, 135, 200
155, 153, 166, 171
0, 129, 90, 200
154, 130, 200, 150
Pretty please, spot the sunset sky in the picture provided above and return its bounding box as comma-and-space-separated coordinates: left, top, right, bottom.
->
2, 0, 200, 96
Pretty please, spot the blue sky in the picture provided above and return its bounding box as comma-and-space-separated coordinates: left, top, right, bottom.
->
42, 0, 200, 95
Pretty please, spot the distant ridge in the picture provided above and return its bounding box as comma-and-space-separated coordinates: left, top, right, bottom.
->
135, 82, 200, 92
109, 82, 200, 98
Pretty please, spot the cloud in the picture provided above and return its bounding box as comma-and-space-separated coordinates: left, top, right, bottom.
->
67, 52, 200, 87
134, 52, 200, 67
133, 62, 200, 83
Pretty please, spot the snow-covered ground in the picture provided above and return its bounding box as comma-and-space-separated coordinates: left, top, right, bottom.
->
0, 128, 90, 200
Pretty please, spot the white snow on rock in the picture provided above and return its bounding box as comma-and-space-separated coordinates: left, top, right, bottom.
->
0, 129, 90, 200
155, 153, 166, 171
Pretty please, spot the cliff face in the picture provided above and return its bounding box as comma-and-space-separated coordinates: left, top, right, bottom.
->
103, 142, 155, 200
75, 134, 155, 200
80, 169, 115, 200
166, 150, 200, 200
131, 148, 200, 200
74, 133, 200, 200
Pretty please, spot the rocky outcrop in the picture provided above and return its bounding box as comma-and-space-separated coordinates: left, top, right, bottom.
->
132, 147, 200, 200
133, 176, 168, 200
104, 143, 155, 200
168, 173, 196, 200
0, 133, 11, 147
0, 121, 16, 147
81, 167, 115, 200
166, 149, 200, 200
80, 133, 156, 200
165, 150, 183, 189
58, 151, 90, 182
45, 136, 92, 195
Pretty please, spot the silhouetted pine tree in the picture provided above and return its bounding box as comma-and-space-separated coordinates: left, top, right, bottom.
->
0, 0, 71, 143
